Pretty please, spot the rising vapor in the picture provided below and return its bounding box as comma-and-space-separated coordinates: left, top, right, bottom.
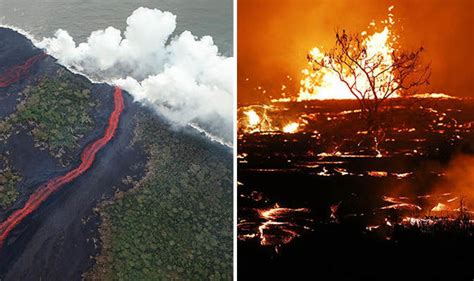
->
36, 7, 234, 145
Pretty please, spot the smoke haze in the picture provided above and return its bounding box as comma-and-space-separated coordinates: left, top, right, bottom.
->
433, 155, 474, 205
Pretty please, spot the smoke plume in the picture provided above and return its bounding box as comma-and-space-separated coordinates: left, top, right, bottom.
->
433, 154, 474, 206
36, 7, 234, 145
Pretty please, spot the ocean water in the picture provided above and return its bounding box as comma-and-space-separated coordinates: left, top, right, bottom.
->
0, 0, 232, 55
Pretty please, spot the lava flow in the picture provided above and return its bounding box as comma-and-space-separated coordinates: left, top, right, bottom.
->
238, 200, 313, 252
0, 53, 46, 87
0, 86, 124, 248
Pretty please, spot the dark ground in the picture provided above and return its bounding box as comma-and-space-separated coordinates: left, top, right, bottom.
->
238, 172, 474, 281
238, 99, 474, 281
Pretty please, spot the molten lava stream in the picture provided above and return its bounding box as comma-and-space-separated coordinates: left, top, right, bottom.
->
0, 53, 46, 87
0, 86, 124, 248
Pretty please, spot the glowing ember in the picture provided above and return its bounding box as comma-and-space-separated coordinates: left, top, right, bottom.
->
258, 204, 311, 220
330, 202, 341, 222
447, 197, 459, 203
393, 172, 412, 179
383, 196, 407, 204
282, 122, 299, 133
368, 171, 388, 177
381, 203, 422, 211
258, 222, 300, 247
431, 203, 451, 212
412, 93, 458, 99
238, 202, 313, 251
239, 105, 307, 135
239, 106, 278, 134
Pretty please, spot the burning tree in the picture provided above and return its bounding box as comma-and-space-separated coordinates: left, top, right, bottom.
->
306, 29, 431, 130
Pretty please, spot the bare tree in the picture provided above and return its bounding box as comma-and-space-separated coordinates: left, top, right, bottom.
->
307, 29, 430, 130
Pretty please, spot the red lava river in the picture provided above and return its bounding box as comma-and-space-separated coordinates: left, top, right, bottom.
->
0, 54, 124, 248
0, 53, 46, 87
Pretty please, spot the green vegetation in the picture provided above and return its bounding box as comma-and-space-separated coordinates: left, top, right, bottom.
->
0, 71, 97, 208
0, 156, 21, 209
87, 115, 233, 281
0, 71, 96, 159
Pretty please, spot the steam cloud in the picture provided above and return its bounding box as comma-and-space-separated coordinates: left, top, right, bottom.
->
36, 7, 234, 145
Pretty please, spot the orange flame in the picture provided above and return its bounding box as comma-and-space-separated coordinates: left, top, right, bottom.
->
282, 122, 299, 133
244, 110, 260, 127
298, 8, 399, 101
239, 107, 303, 134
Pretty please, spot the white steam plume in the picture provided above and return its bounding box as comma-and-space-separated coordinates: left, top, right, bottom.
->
36, 7, 234, 145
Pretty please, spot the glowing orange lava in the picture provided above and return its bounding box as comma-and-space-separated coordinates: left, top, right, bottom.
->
282, 122, 299, 134
244, 110, 260, 127
238, 203, 313, 252
239, 107, 303, 134
431, 203, 451, 212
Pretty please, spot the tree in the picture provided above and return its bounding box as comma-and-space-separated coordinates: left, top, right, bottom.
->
307, 29, 431, 131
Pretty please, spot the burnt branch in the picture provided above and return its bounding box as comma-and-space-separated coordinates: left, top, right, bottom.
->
307, 29, 431, 117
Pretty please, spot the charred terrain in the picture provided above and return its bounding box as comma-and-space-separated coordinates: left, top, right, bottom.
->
238, 98, 474, 280
0, 27, 232, 280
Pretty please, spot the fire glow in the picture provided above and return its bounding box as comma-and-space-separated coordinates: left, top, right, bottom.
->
244, 110, 260, 127
282, 122, 299, 134
239, 106, 303, 134
240, 106, 275, 133
298, 8, 398, 101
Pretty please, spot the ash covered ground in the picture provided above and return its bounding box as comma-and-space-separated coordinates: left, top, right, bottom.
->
238, 98, 474, 280
0, 28, 232, 280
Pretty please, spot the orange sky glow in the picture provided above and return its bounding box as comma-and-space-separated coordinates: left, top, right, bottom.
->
238, 0, 474, 104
